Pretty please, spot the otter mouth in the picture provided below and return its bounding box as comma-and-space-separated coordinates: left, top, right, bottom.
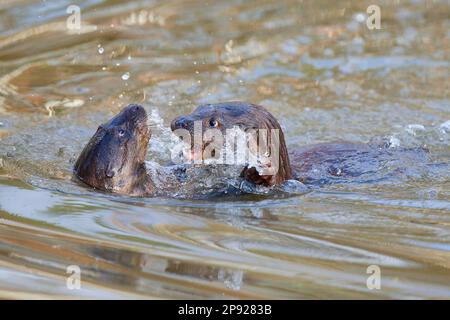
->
136, 118, 150, 141
184, 141, 211, 162
124, 105, 151, 167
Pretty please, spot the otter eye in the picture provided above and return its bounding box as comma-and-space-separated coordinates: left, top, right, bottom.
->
209, 118, 219, 128
117, 129, 126, 137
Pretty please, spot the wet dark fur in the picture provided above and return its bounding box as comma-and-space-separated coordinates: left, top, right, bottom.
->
74, 104, 153, 196
171, 102, 293, 186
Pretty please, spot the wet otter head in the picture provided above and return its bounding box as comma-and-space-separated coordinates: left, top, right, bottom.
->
171, 101, 293, 186
74, 104, 153, 196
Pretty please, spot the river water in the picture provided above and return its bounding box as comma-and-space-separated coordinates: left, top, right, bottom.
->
0, 0, 449, 299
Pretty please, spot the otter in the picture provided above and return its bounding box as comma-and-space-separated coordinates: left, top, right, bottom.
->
74, 104, 154, 196
171, 102, 292, 186
171, 101, 429, 186
74, 104, 248, 197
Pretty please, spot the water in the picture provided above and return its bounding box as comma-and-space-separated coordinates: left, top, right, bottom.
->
0, 0, 449, 299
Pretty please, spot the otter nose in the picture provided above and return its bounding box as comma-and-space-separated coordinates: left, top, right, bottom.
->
129, 104, 143, 113
172, 117, 191, 130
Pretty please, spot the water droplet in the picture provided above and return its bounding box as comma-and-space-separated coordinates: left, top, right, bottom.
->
388, 136, 401, 148
354, 13, 366, 23
121, 72, 130, 80
98, 47, 104, 54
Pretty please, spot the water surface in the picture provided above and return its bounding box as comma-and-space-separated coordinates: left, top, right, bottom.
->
0, 0, 449, 299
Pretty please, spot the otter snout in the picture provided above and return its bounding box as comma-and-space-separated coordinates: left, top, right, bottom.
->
124, 104, 146, 118
171, 116, 193, 131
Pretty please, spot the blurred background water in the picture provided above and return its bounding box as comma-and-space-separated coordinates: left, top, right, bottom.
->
0, 0, 449, 299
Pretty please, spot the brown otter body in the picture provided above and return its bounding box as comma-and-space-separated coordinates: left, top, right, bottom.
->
74, 104, 154, 196
171, 102, 428, 186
